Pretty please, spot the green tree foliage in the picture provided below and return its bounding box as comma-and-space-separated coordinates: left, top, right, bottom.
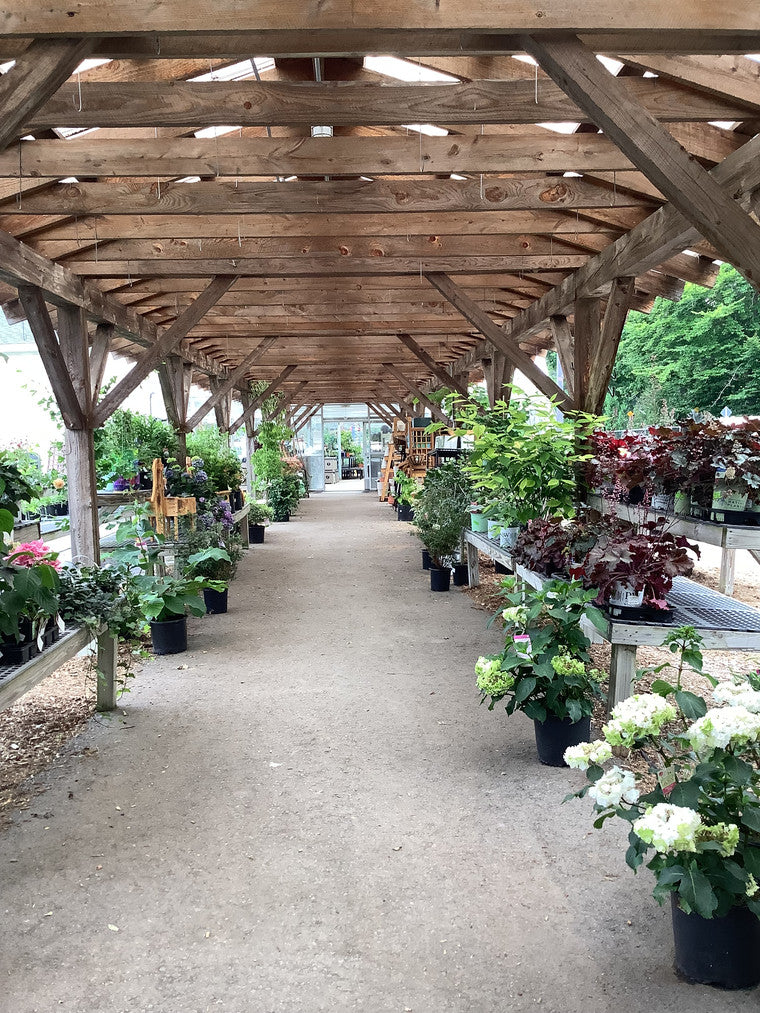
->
605, 266, 760, 428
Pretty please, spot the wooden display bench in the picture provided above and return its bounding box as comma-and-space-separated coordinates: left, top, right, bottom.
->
587, 494, 760, 597
0, 624, 119, 714
232, 502, 251, 549
464, 528, 760, 710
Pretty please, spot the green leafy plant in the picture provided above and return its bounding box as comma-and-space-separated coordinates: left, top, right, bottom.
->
452, 393, 597, 527
248, 501, 273, 525
476, 578, 605, 723
412, 463, 472, 567
134, 550, 225, 622
57, 563, 146, 643
566, 627, 760, 920
267, 472, 302, 520
394, 471, 419, 508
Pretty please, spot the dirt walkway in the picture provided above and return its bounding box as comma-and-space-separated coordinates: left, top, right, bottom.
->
0, 493, 757, 1013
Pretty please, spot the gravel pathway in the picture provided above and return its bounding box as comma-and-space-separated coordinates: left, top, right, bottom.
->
0, 492, 757, 1012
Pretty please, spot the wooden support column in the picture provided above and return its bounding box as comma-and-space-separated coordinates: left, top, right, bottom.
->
524, 34, 760, 291
17, 290, 100, 564
425, 271, 573, 410
481, 349, 513, 408
549, 315, 575, 398
238, 390, 257, 495
381, 363, 450, 425
586, 277, 635, 415
573, 297, 602, 415
157, 354, 193, 460
209, 375, 233, 434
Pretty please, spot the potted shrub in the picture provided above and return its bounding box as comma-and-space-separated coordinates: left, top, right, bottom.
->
413, 463, 472, 592
476, 578, 605, 764
580, 518, 699, 614
454, 394, 595, 531
566, 627, 760, 989
267, 472, 301, 521
247, 501, 273, 543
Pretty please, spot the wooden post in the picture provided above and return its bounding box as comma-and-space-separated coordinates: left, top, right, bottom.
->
608, 644, 638, 713
158, 354, 193, 461
466, 535, 481, 588
573, 297, 601, 413
95, 630, 119, 712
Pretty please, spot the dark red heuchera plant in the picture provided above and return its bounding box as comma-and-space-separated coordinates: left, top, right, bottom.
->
578, 519, 700, 609
586, 430, 652, 496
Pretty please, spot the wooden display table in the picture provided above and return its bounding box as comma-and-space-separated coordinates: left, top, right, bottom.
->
232, 502, 251, 548
464, 528, 760, 710
587, 494, 760, 597
0, 624, 118, 713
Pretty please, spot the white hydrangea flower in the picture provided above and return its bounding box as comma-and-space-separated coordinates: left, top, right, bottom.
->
588, 766, 640, 808
713, 681, 760, 714
502, 606, 528, 627
603, 694, 677, 747
687, 706, 760, 754
633, 804, 703, 854
563, 739, 613, 770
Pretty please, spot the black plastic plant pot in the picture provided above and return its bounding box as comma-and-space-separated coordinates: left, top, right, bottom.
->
421, 549, 431, 570
397, 504, 414, 522
230, 490, 244, 512
452, 562, 469, 586
671, 897, 760, 989
248, 523, 265, 543
150, 616, 188, 655
494, 561, 510, 575
430, 565, 451, 592
533, 714, 591, 767
203, 587, 228, 615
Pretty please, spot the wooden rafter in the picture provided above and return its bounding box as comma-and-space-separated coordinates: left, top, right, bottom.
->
0, 37, 93, 151
524, 34, 760, 290
185, 337, 278, 430
92, 275, 236, 427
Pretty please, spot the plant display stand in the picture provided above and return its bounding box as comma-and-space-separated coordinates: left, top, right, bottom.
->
379, 422, 406, 501
588, 494, 760, 597
463, 528, 760, 710
0, 624, 119, 714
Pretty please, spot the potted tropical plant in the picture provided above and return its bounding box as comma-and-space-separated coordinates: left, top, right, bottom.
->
247, 501, 273, 543
0, 540, 62, 662
186, 546, 233, 614
566, 627, 760, 989
134, 546, 225, 654
476, 578, 605, 764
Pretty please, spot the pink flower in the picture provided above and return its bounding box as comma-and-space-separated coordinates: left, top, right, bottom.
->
9, 540, 61, 571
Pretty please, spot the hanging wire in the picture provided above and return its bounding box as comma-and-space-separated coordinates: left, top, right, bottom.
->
74, 72, 83, 112
534, 62, 538, 104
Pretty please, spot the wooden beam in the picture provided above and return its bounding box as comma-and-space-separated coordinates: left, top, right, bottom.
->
0, 37, 93, 151
2, 130, 725, 178
395, 332, 470, 399
524, 34, 760, 290
16, 286, 84, 429
549, 315, 575, 398
293, 404, 321, 434
13, 177, 650, 217
442, 126, 760, 379
367, 401, 394, 427
572, 297, 600, 413
92, 275, 236, 427
586, 277, 636, 415
425, 271, 572, 410
228, 365, 298, 434
621, 55, 760, 113
381, 363, 450, 426
375, 381, 417, 419
89, 321, 113, 402
0, 227, 232, 381
22, 78, 752, 131
185, 337, 278, 431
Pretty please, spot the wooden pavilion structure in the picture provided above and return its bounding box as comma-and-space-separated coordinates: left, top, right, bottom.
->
1, 5, 760, 562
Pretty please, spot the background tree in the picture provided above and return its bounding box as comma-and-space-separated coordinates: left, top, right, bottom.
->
604, 265, 760, 428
